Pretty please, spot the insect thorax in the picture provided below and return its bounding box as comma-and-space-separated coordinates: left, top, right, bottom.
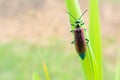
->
76, 24, 81, 28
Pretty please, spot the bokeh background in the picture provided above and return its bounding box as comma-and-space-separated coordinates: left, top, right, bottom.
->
0, 0, 120, 80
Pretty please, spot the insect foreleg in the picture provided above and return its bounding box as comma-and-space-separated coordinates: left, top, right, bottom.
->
80, 20, 84, 25
71, 24, 75, 27
71, 41, 75, 44
83, 28, 87, 31
70, 30, 74, 33
85, 39, 89, 45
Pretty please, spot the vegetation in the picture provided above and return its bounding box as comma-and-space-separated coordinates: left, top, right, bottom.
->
65, 0, 102, 80
0, 0, 119, 80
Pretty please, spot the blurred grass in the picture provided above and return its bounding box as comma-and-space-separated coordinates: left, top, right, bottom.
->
32, 72, 41, 80
0, 39, 83, 80
115, 58, 120, 80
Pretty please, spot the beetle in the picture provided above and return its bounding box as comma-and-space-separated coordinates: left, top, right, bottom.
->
67, 10, 89, 60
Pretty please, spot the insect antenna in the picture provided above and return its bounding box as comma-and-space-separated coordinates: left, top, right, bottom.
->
78, 10, 88, 20
67, 12, 77, 21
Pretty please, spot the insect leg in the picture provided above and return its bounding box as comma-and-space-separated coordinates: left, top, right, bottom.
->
85, 39, 89, 45
71, 41, 75, 44
71, 24, 75, 27
83, 28, 87, 31
80, 20, 84, 25
70, 30, 74, 33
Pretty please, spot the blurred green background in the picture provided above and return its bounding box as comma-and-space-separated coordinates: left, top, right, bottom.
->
0, 0, 120, 80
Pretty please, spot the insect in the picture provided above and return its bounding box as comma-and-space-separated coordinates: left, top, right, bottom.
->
67, 10, 89, 60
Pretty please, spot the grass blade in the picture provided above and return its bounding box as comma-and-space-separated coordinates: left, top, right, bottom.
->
65, 0, 100, 80
89, 0, 103, 79
36, 47, 51, 80
42, 63, 50, 80
32, 46, 51, 80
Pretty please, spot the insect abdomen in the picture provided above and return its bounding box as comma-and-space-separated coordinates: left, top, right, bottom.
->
74, 28, 86, 59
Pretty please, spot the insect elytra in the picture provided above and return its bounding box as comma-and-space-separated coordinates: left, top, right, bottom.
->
74, 28, 87, 59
